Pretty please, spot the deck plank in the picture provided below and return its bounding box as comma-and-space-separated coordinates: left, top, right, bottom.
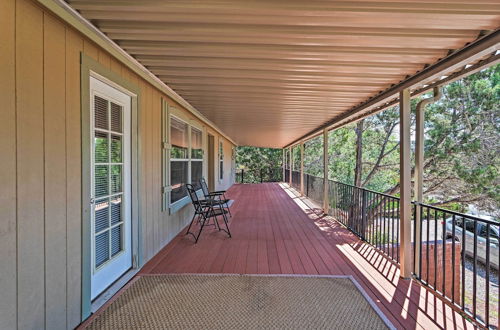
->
139, 183, 475, 330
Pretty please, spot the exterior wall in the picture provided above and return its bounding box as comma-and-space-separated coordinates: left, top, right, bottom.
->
0, 0, 236, 329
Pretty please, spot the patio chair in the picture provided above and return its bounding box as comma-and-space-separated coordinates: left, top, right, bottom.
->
185, 183, 231, 243
199, 178, 233, 217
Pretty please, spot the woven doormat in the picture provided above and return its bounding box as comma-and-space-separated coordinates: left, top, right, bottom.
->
85, 274, 393, 329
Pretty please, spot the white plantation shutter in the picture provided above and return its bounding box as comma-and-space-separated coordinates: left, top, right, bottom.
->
93, 94, 125, 269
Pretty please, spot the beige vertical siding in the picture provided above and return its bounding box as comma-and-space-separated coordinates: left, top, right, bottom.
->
0, 0, 236, 328
0, 0, 17, 329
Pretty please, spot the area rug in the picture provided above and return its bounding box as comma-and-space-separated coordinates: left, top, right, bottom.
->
85, 274, 394, 329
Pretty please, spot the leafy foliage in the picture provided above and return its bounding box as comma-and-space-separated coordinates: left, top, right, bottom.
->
235, 65, 499, 216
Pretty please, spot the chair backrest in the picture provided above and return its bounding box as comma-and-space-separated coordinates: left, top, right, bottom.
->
200, 178, 210, 197
186, 184, 202, 212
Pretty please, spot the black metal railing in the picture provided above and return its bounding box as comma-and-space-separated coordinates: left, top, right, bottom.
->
305, 173, 324, 205
236, 167, 283, 184
413, 202, 499, 328
326, 179, 498, 328
291, 170, 301, 191
329, 180, 401, 263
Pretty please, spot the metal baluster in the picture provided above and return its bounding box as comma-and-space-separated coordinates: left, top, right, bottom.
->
473, 220, 477, 319
434, 209, 438, 290
485, 223, 490, 328
442, 212, 446, 295
426, 207, 430, 284
461, 216, 466, 310
452, 214, 456, 304
419, 206, 423, 281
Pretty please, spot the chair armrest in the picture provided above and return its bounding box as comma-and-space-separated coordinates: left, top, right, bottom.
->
210, 190, 226, 194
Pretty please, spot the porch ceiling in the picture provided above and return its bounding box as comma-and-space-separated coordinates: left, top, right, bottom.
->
66, 0, 500, 148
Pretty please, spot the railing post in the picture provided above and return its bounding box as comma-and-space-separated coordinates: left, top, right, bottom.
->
260, 168, 263, 183
361, 189, 367, 240
306, 174, 309, 197
289, 147, 293, 186
323, 128, 329, 214
399, 89, 412, 279
241, 169, 244, 184
300, 142, 304, 196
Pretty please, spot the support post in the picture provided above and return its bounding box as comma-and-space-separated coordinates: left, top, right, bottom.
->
289, 147, 292, 186
300, 142, 304, 196
399, 89, 412, 279
282, 148, 286, 182
414, 86, 442, 277
323, 128, 329, 214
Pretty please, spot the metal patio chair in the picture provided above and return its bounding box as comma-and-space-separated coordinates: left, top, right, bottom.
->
199, 178, 233, 217
185, 183, 231, 243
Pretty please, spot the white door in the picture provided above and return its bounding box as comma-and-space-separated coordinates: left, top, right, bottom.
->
90, 76, 132, 300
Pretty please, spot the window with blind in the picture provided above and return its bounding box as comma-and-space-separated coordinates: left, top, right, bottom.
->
169, 115, 204, 206
219, 140, 224, 181
170, 117, 189, 204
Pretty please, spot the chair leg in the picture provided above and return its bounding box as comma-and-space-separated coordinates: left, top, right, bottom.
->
222, 193, 232, 217
194, 213, 209, 243
221, 211, 231, 238
185, 212, 197, 236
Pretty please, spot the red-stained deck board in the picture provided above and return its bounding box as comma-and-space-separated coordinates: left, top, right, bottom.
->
139, 183, 476, 330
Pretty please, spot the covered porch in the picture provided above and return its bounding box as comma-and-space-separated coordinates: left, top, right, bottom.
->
82, 183, 473, 329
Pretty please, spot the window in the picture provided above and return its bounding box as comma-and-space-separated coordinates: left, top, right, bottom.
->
464, 220, 475, 233
170, 117, 189, 204
219, 140, 224, 180
191, 127, 203, 191
168, 115, 204, 207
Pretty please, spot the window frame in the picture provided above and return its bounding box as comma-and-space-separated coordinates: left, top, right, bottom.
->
162, 103, 205, 214
219, 140, 224, 181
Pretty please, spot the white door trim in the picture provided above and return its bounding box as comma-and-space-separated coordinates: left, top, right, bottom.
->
89, 76, 132, 300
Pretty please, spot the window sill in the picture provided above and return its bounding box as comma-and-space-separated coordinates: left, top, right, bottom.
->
169, 189, 203, 215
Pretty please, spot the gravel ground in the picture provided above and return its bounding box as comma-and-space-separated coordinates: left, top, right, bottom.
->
463, 256, 499, 328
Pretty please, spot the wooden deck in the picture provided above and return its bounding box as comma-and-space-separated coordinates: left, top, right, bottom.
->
139, 183, 473, 330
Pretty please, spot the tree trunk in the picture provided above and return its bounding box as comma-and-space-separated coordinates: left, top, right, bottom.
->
349, 120, 364, 231
354, 120, 364, 187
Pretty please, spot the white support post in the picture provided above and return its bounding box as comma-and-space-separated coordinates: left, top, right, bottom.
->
289, 147, 292, 186
323, 128, 329, 214
282, 148, 286, 182
399, 89, 412, 279
414, 86, 441, 277
300, 142, 304, 196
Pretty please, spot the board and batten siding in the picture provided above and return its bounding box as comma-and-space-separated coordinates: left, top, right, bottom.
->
0, 0, 236, 329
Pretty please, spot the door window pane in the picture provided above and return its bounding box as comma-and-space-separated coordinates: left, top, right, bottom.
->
110, 103, 122, 133
111, 135, 122, 163
171, 117, 189, 159
95, 199, 110, 233
171, 161, 188, 203
94, 96, 108, 130
111, 225, 122, 257
95, 231, 110, 268
95, 165, 109, 197
95, 132, 109, 163
110, 196, 122, 225
110, 165, 122, 194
